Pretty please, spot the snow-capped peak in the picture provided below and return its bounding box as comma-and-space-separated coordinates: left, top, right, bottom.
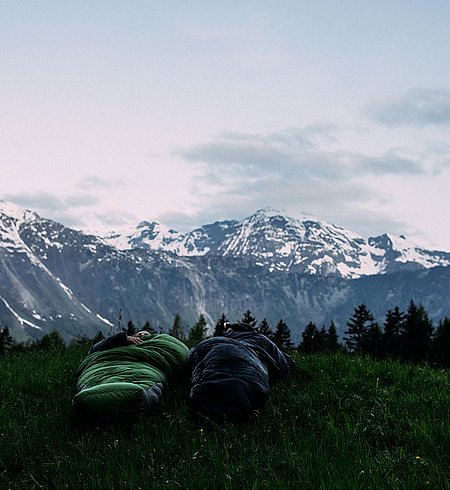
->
0, 200, 40, 223
253, 207, 320, 223
368, 233, 449, 271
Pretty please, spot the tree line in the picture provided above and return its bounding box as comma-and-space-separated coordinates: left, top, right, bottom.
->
1, 300, 449, 367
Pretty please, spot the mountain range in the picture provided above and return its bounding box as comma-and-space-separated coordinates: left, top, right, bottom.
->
1, 200, 449, 343
102, 207, 450, 278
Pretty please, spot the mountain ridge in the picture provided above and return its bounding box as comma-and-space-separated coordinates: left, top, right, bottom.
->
1, 200, 449, 343
100, 206, 450, 279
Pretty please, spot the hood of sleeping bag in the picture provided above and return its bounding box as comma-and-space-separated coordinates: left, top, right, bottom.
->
72, 334, 188, 426
223, 331, 295, 382
186, 336, 271, 423
186, 333, 295, 424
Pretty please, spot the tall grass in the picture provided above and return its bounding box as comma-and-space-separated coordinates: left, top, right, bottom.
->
1, 346, 449, 489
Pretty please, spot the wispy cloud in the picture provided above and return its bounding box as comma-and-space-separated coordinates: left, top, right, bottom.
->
1, 191, 133, 232
371, 88, 450, 127
3, 191, 99, 213
75, 175, 126, 190
2, 192, 63, 213
176, 127, 432, 237
180, 128, 425, 183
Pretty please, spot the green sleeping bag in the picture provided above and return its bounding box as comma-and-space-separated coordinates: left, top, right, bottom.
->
73, 334, 189, 424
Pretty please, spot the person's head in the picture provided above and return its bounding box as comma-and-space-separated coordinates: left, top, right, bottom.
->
225, 322, 255, 333
135, 330, 152, 339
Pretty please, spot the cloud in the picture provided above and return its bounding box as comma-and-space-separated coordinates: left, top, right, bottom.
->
2, 192, 64, 213
351, 150, 424, 176
371, 88, 450, 126
175, 127, 433, 238
3, 191, 99, 213
0, 191, 125, 231
179, 128, 425, 184
92, 210, 137, 228
75, 175, 126, 190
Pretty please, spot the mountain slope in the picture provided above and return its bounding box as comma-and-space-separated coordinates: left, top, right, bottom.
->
0, 202, 115, 340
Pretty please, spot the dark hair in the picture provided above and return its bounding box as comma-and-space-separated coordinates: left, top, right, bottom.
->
226, 322, 255, 333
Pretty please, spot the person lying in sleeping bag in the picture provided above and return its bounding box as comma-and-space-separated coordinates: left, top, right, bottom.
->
186, 322, 295, 424
72, 330, 189, 425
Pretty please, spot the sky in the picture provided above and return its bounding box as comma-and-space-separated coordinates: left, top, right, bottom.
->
1, 0, 450, 250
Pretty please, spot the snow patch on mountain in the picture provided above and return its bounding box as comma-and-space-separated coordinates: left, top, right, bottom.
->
102, 221, 183, 252
96, 313, 114, 327
0, 295, 42, 329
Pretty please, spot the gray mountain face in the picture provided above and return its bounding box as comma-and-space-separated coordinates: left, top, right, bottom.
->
1, 201, 449, 343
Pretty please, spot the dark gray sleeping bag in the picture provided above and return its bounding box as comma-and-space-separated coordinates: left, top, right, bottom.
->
186, 331, 295, 423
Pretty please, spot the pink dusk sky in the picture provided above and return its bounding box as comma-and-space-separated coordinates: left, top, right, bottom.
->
1, 1, 450, 250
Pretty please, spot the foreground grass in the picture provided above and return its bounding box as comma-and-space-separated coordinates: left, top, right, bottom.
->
0, 346, 449, 489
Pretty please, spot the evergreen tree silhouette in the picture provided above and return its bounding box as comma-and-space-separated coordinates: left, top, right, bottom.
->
213, 313, 228, 337
274, 319, 294, 350
432, 317, 450, 367
38, 330, 65, 351
400, 300, 433, 363
381, 306, 404, 359
257, 318, 274, 340
0, 325, 13, 355
91, 330, 105, 345
318, 326, 328, 351
344, 304, 378, 354
363, 323, 382, 357
326, 321, 340, 353
141, 320, 157, 335
187, 314, 207, 347
299, 321, 319, 353
241, 310, 257, 329
123, 320, 138, 336
168, 313, 185, 341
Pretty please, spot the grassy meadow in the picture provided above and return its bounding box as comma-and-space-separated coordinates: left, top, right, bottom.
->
0, 345, 449, 489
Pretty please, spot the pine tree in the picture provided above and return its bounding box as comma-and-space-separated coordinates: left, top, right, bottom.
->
0, 326, 13, 355
91, 330, 105, 345
363, 323, 382, 357
400, 300, 433, 363
213, 313, 228, 337
381, 306, 404, 359
326, 321, 340, 353
141, 320, 157, 335
241, 310, 257, 329
257, 318, 274, 340
299, 322, 319, 353
115, 309, 123, 334
318, 326, 328, 351
344, 304, 378, 354
187, 314, 207, 347
274, 319, 294, 350
432, 317, 450, 367
123, 320, 138, 336
168, 313, 185, 341
38, 330, 65, 351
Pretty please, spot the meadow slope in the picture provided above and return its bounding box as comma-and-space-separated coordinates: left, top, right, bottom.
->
0, 346, 449, 489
